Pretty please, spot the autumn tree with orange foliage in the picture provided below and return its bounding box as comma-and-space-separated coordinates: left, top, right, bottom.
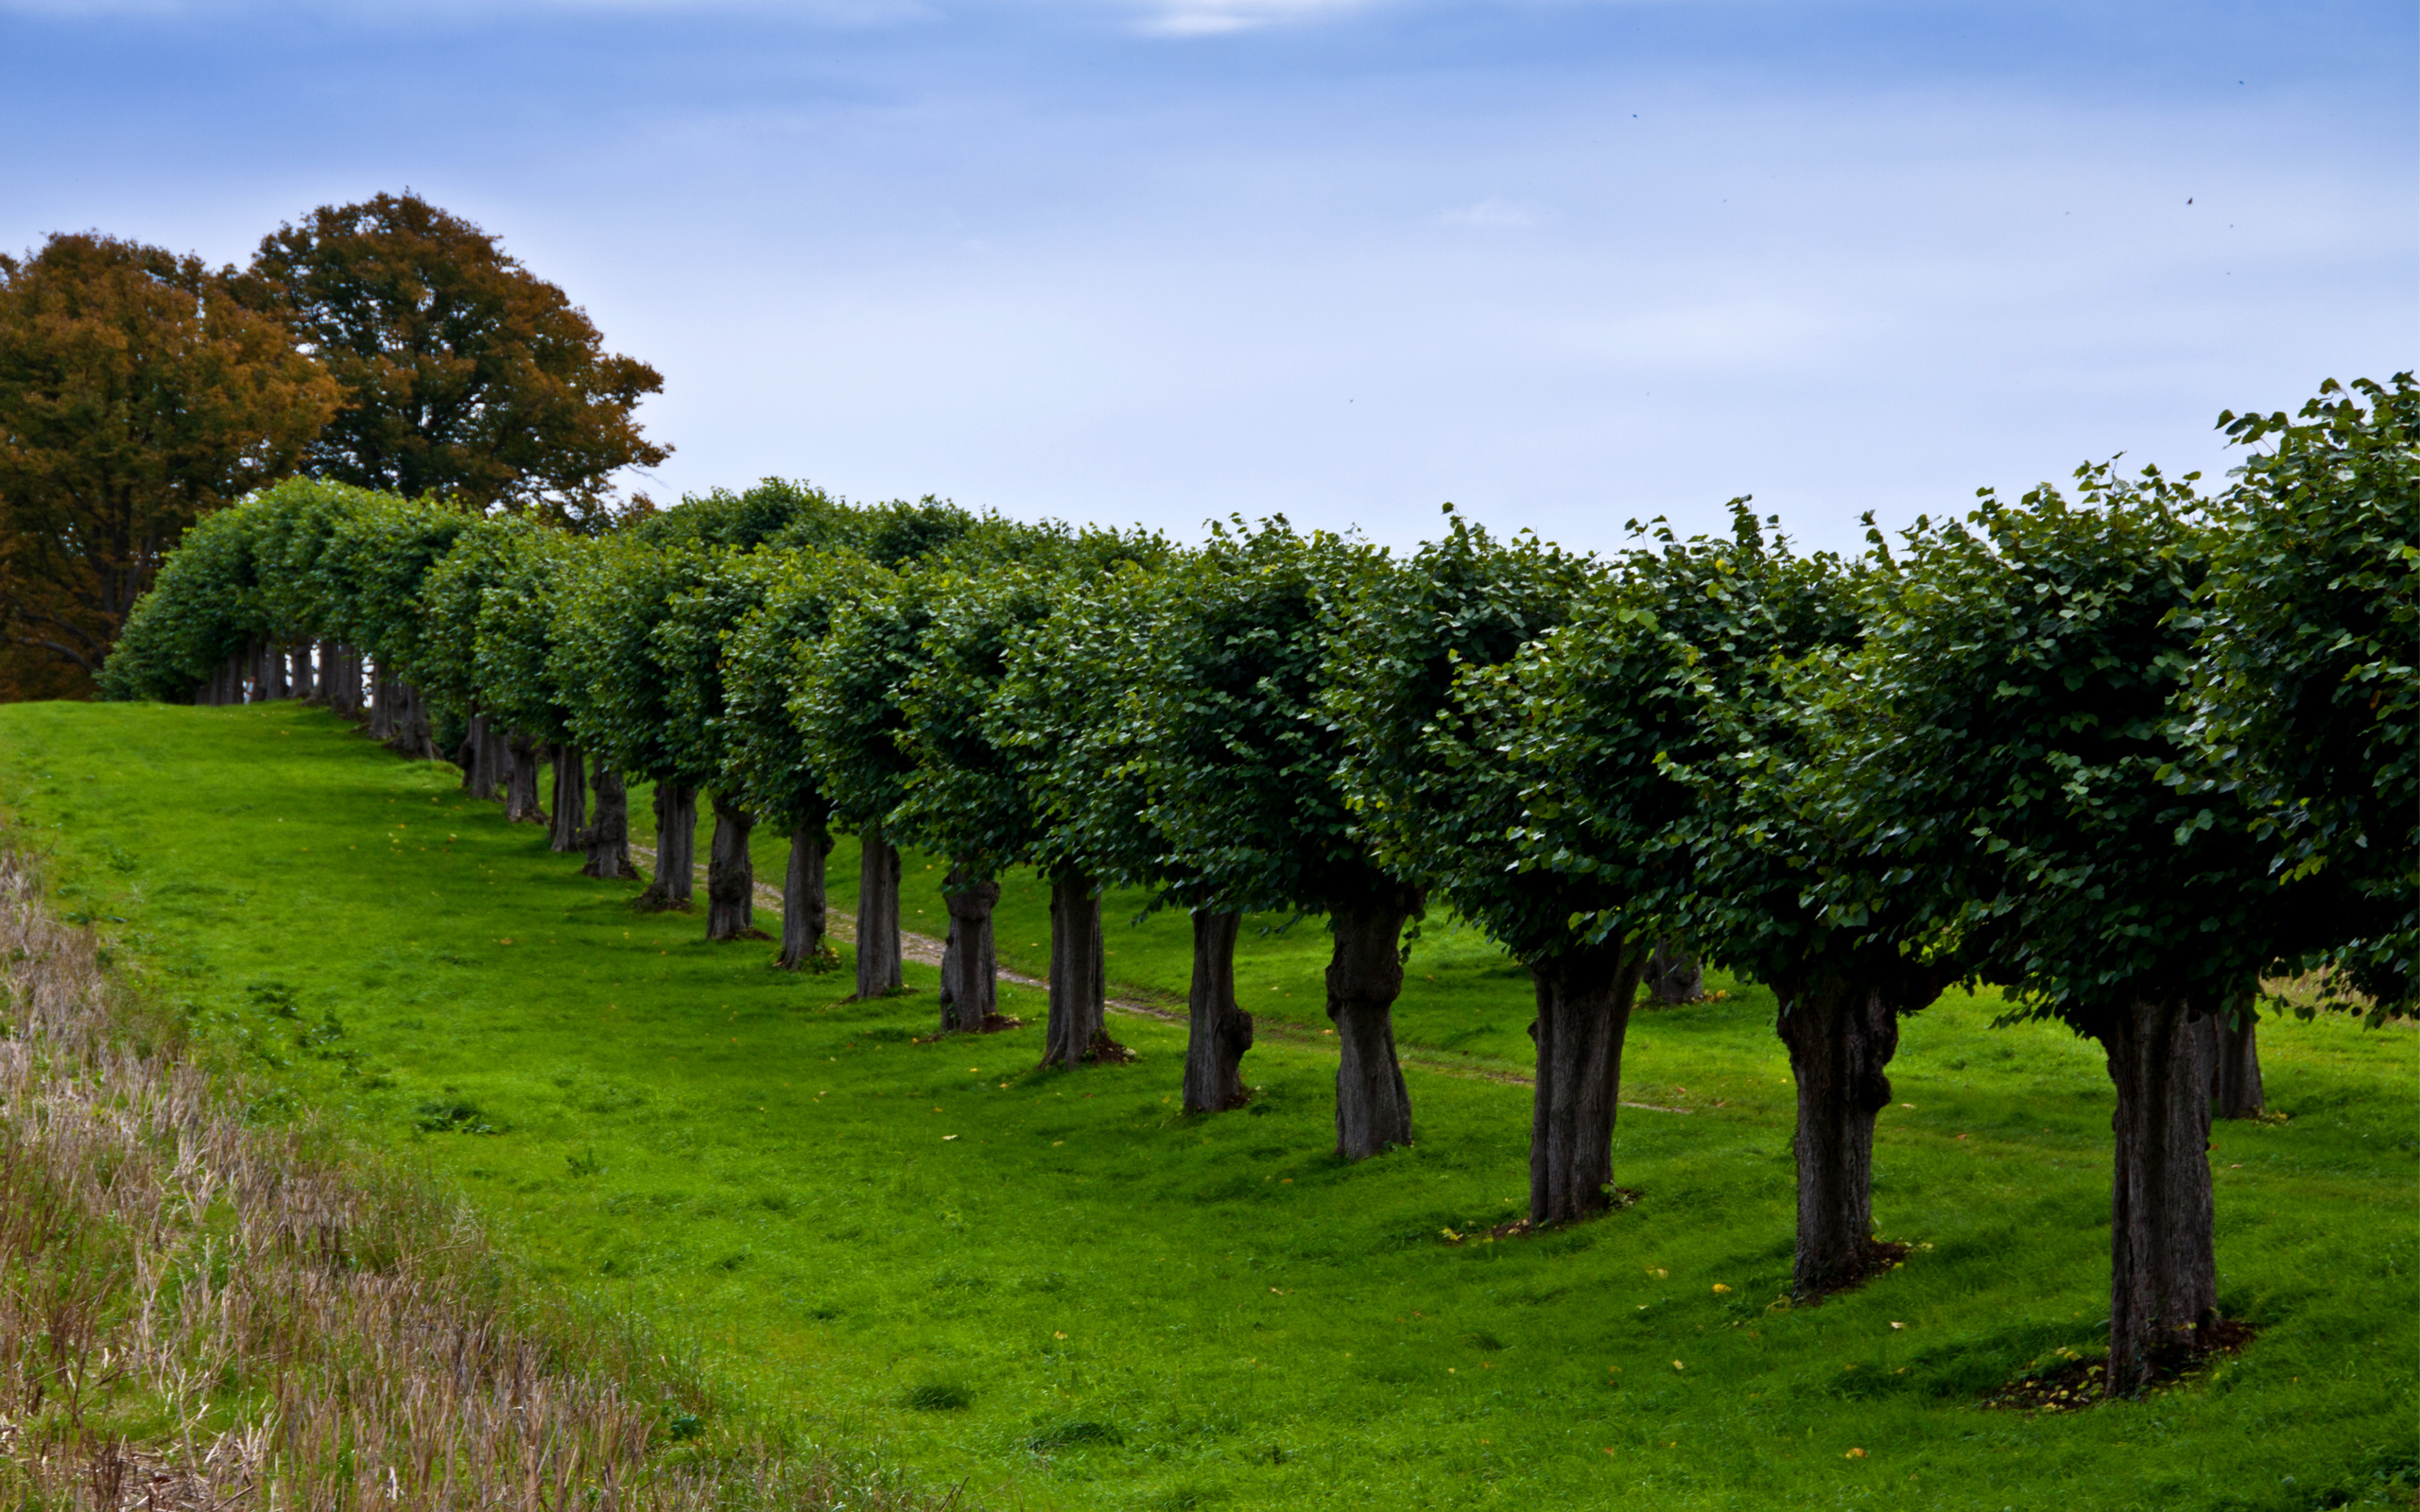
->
244, 193, 670, 534
0, 233, 337, 696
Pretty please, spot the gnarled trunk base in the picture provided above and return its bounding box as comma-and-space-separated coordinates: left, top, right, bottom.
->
583, 764, 637, 880
938, 871, 1000, 1034
1043, 874, 1121, 1065
548, 747, 589, 853
853, 822, 903, 999
1326, 883, 1420, 1160
636, 782, 697, 911
1184, 911, 1253, 1112
504, 731, 547, 825
2098, 997, 2220, 1393
705, 794, 763, 940
1528, 944, 1642, 1226
1777, 978, 1902, 1296
779, 820, 834, 968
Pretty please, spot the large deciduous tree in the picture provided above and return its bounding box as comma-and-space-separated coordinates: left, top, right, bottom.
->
722, 549, 871, 968
794, 569, 935, 1001
2187, 375, 2417, 1035
245, 192, 667, 533
1655, 552, 1955, 1295
553, 541, 709, 907
1812, 467, 2360, 1390
655, 549, 792, 942
1128, 521, 1417, 1158
0, 232, 337, 685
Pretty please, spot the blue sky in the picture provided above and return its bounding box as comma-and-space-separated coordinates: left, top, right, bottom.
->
2, 0, 2411, 555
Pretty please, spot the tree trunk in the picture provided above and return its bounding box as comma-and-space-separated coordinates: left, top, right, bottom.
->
582, 763, 638, 880
637, 782, 697, 910
778, 818, 833, 967
1043, 873, 1119, 1065
1775, 977, 1902, 1295
325, 645, 358, 715
705, 793, 762, 939
548, 747, 588, 852
367, 659, 394, 738
2097, 997, 2221, 1394
459, 713, 499, 799
853, 820, 903, 999
1325, 882, 1421, 1160
504, 730, 547, 824
2212, 1008, 2264, 1120
1183, 910, 1254, 1112
1527, 943, 1644, 1226
939, 870, 1000, 1033
1646, 940, 1703, 1005
209, 652, 239, 706
289, 644, 314, 701
260, 643, 288, 700
385, 681, 436, 758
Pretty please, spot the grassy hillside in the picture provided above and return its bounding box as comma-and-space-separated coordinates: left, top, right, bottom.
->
3, 699, 2412, 1511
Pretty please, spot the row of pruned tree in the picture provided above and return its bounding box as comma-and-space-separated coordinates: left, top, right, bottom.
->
98, 376, 2414, 1393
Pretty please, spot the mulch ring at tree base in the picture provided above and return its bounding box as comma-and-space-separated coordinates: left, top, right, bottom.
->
1441, 1189, 1642, 1246
1982, 1319, 2257, 1414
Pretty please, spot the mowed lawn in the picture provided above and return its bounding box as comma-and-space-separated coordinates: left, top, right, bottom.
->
2, 700, 2413, 1512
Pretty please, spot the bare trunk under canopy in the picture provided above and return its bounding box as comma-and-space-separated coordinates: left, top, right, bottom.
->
548, 747, 588, 853
938, 869, 1000, 1034
2097, 996, 2221, 1393
2212, 1008, 2263, 1120
1325, 881, 1421, 1161
1183, 910, 1253, 1112
705, 794, 763, 940
1042, 873, 1120, 1066
1527, 943, 1644, 1227
1775, 976, 1904, 1296
582, 762, 638, 880
853, 820, 903, 999
778, 818, 834, 968
503, 730, 547, 825
636, 782, 697, 911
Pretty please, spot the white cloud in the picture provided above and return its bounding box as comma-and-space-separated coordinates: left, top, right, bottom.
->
1130, 0, 1374, 36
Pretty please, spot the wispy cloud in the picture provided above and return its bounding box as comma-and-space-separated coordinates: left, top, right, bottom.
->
1129, 0, 1377, 36
1441, 198, 1558, 229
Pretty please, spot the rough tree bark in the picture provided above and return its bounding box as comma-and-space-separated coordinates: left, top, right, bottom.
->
1527, 942, 1645, 1226
459, 714, 503, 799
938, 870, 1001, 1034
1775, 978, 1903, 1295
2212, 1008, 2264, 1120
1325, 881, 1422, 1160
778, 817, 834, 967
705, 793, 762, 939
854, 820, 903, 999
503, 730, 547, 825
367, 659, 395, 738
2097, 997, 2221, 1393
582, 762, 638, 880
1646, 941, 1704, 1005
636, 782, 698, 910
289, 644, 314, 701
325, 646, 360, 716
260, 643, 287, 700
1042, 873, 1120, 1066
1183, 910, 1254, 1112
548, 747, 588, 853
385, 682, 437, 759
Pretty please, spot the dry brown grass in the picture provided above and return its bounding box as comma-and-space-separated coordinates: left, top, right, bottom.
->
0, 842, 957, 1512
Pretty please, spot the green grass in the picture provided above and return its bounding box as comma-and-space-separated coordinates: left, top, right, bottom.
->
5, 698, 2415, 1512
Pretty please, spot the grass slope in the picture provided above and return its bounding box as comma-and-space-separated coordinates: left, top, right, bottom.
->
3, 699, 2413, 1512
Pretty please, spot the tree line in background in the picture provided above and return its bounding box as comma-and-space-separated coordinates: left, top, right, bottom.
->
0, 191, 666, 697
92, 373, 2415, 1395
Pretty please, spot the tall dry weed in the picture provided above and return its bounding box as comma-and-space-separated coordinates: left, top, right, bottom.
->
0, 843, 953, 1512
